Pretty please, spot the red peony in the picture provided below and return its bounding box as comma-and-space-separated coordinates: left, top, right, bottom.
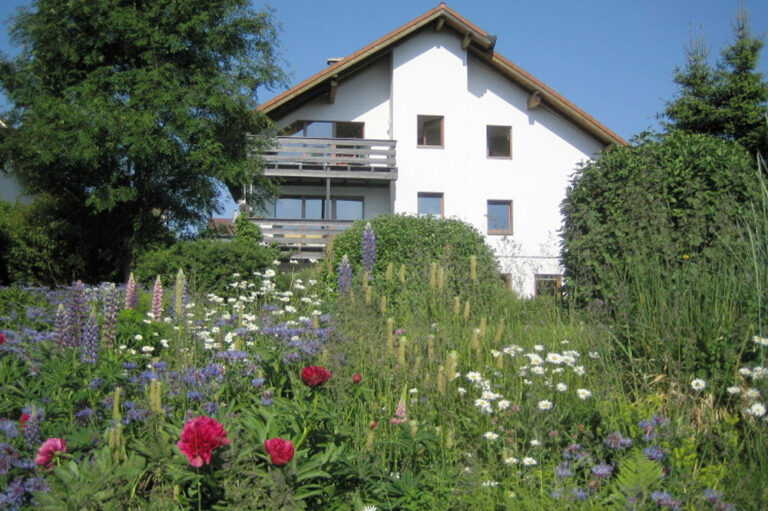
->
264, 437, 294, 466
19, 413, 30, 430
301, 366, 332, 387
177, 416, 230, 467
35, 437, 67, 469
352, 373, 362, 384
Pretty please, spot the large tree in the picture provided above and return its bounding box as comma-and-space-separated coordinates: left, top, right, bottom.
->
0, 0, 283, 279
663, 9, 768, 157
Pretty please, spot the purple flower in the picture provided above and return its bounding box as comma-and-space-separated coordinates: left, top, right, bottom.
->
203, 402, 219, 415
101, 285, 120, 349
22, 407, 43, 450
555, 462, 573, 478
571, 488, 588, 501
362, 222, 376, 274
88, 377, 104, 390
643, 446, 666, 461
125, 273, 139, 310
261, 390, 273, 406
75, 408, 94, 421
0, 419, 19, 439
590, 463, 613, 478
187, 391, 203, 401
151, 276, 164, 319
650, 491, 680, 509
251, 378, 266, 389
604, 431, 632, 449
337, 255, 352, 292
80, 309, 99, 364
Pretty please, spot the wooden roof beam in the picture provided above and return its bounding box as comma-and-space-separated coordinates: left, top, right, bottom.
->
328, 77, 338, 104
462, 31, 473, 50
527, 90, 542, 110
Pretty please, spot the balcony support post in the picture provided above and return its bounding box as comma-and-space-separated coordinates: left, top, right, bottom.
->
325, 178, 331, 219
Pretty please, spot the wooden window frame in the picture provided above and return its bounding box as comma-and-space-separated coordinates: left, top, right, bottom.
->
417, 192, 444, 218
417, 115, 444, 148
487, 125, 512, 158
534, 274, 563, 297
487, 200, 513, 235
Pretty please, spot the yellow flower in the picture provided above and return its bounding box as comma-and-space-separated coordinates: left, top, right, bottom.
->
682, 254, 690, 260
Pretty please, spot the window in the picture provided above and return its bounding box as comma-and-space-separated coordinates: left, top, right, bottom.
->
487, 125, 511, 158
417, 192, 444, 217
487, 200, 513, 234
286, 121, 364, 139
274, 196, 363, 220
417, 115, 443, 147
535, 274, 563, 297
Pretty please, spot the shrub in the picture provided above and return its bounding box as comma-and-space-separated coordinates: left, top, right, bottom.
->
133, 238, 279, 293
326, 214, 499, 292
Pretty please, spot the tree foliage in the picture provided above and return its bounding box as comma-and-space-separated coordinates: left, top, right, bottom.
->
0, 0, 284, 281
663, 9, 768, 157
561, 131, 761, 301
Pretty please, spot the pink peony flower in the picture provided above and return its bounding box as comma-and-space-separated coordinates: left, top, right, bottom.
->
301, 366, 332, 387
177, 416, 230, 467
264, 437, 294, 465
35, 438, 66, 469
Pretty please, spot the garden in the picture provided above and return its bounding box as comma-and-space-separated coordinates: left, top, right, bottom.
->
0, 212, 766, 510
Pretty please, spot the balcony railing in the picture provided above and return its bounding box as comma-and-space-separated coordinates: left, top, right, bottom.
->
250, 218, 354, 260
261, 137, 397, 180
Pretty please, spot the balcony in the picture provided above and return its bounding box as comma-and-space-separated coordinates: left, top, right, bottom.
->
249, 218, 354, 260
262, 137, 397, 181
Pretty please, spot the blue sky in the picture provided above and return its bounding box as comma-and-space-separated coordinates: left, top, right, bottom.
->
2, 0, 768, 215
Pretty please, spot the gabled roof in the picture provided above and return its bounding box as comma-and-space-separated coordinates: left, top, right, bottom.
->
260, 3, 627, 148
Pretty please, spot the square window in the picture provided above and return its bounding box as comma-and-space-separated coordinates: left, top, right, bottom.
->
535, 274, 563, 297
487, 125, 511, 158
417, 115, 444, 147
487, 200, 512, 234
418, 192, 444, 217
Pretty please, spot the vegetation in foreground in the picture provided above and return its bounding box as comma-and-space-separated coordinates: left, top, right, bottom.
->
0, 218, 765, 510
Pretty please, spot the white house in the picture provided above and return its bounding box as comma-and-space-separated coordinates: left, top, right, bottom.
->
249, 3, 627, 296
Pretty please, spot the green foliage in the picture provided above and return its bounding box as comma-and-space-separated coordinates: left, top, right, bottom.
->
234, 214, 263, 243
328, 214, 499, 294
133, 238, 279, 294
0, 0, 284, 280
562, 131, 760, 302
663, 9, 768, 157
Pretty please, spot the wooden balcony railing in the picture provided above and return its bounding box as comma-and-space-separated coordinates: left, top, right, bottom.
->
261, 137, 397, 180
250, 218, 354, 260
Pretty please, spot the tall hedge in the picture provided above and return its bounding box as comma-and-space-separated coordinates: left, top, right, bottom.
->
561, 131, 761, 301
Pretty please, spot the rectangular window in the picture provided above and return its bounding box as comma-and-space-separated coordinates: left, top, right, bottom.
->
286, 121, 364, 139
274, 196, 363, 220
487, 200, 513, 234
535, 274, 563, 297
487, 125, 512, 158
417, 115, 444, 147
417, 192, 444, 217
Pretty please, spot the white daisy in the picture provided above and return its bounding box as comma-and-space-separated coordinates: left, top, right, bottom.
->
522, 457, 537, 466
483, 431, 499, 441
690, 379, 707, 391
537, 400, 553, 410
576, 388, 592, 400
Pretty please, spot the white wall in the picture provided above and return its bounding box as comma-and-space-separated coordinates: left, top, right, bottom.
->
389, 30, 604, 296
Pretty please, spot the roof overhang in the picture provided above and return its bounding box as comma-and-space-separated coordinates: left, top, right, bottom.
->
259, 3, 627, 148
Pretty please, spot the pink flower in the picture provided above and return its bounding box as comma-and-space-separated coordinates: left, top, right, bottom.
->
19, 413, 30, 430
36, 438, 66, 469
0, 332, 5, 345
264, 437, 294, 465
301, 366, 332, 387
177, 416, 230, 467
352, 373, 362, 384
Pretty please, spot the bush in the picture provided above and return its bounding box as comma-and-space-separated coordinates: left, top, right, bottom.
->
326, 214, 499, 294
133, 238, 279, 293
562, 131, 761, 302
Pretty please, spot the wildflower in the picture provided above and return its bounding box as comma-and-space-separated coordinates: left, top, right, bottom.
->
125, 273, 138, 310
753, 335, 768, 347
80, 310, 99, 364
556, 383, 568, 392
537, 400, 553, 410
590, 463, 613, 478
264, 437, 294, 466
747, 402, 766, 417
457, 387, 467, 396
362, 506, 378, 511
362, 223, 377, 274
576, 388, 591, 400
466, 371, 482, 383
352, 373, 362, 384
738, 367, 752, 377
555, 462, 572, 478
35, 438, 67, 469
483, 432, 499, 441
0, 419, 18, 438
530, 439, 541, 446
643, 446, 666, 461
522, 457, 537, 466
504, 456, 518, 465
177, 416, 230, 467
744, 388, 761, 400
337, 255, 352, 292
726, 386, 741, 395
152, 276, 164, 319
0, 332, 4, 345
474, 399, 493, 414
604, 431, 632, 449
301, 366, 332, 387
497, 399, 511, 410
261, 390, 273, 406
546, 353, 564, 364
481, 480, 498, 487
690, 378, 706, 391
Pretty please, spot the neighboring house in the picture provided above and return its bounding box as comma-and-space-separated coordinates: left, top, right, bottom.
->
250, 3, 627, 296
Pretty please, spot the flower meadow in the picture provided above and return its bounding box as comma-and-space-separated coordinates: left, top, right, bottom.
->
0, 227, 767, 509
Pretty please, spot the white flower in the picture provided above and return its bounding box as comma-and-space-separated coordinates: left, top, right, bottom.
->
573, 365, 586, 376
537, 400, 553, 410
691, 379, 707, 391
458, 387, 467, 396
504, 456, 518, 465
522, 457, 537, 466
556, 383, 568, 392
466, 371, 483, 383
475, 399, 493, 414
134, 334, 143, 341
747, 402, 766, 417
529, 439, 541, 446
483, 432, 499, 441
726, 386, 742, 395
744, 388, 761, 400
739, 367, 752, 377
141, 345, 155, 353
533, 345, 544, 352
588, 351, 600, 359
753, 336, 768, 347
409, 388, 418, 394
546, 353, 564, 364
531, 366, 545, 375
497, 399, 511, 411
264, 269, 276, 278
577, 388, 592, 400
481, 480, 499, 487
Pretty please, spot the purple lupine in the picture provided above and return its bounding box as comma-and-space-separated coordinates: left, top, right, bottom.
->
362, 222, 376, 274
52, 304, 67, 350
61, 281, 88, 348
125, 273, 138, 310
151, 275, 164, 319
22, 407, 42, 450
80, 309, 99, 364
337, 255, 352, 292
101, 285, 120, 349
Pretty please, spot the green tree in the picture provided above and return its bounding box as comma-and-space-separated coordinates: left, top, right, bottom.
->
0, 0, 284, 281
663, 9, 768, 157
